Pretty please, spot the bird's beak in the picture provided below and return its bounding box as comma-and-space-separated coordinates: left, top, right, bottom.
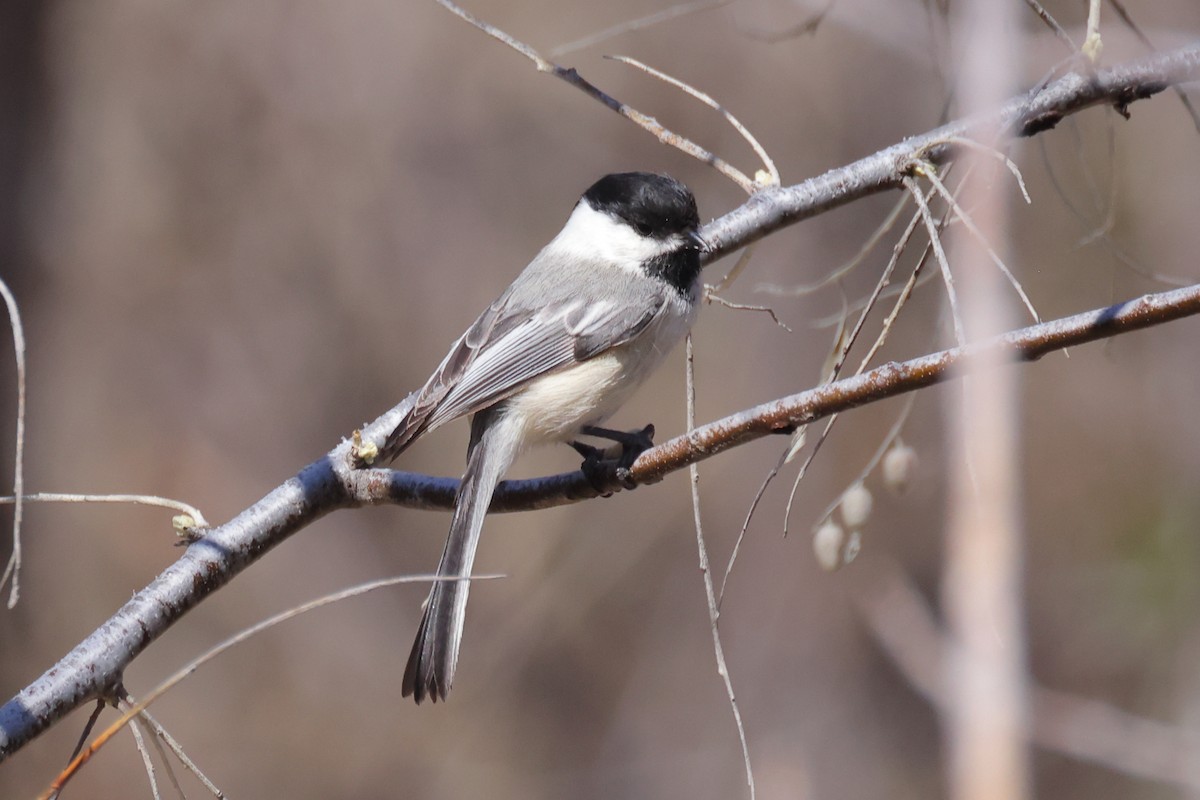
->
686, 229, 709, 252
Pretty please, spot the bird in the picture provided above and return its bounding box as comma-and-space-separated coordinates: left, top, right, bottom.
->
381, 172, 706, 703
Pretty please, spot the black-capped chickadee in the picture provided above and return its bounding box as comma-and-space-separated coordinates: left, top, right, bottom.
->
382, 172, 705, 703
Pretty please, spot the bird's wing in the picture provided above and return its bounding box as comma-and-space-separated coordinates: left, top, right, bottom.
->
383, 292, 665, 458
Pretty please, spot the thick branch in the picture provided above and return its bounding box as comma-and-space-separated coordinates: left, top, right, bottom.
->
354, 282, 1200, 510
1, 45, 1198, 762
698, 41, 1200, 259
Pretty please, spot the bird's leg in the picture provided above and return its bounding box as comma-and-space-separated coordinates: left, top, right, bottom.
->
571, 424, 655, 492
580, 424, 655, 465
569, 440, 613, 496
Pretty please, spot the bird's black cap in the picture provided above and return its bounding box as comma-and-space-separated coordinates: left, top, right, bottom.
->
583, 172, 704, 294
582, 172, 701, 242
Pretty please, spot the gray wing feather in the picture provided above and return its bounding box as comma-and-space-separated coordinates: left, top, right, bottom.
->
572, 302, 661, 361
383, 279, 666, 460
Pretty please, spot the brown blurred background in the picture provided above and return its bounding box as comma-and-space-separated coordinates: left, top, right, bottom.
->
2, 1, 1200, 797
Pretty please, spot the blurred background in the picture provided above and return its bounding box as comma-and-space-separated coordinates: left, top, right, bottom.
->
1, 0, 1199, 797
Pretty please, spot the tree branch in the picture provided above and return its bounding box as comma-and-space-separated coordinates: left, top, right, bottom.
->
699, 41, 1200, 259
2, 43, 1198, 762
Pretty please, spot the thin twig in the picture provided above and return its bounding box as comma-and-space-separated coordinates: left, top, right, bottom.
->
1066, 117, 1107, 216
136, 707, 225, 798
710, 245, 757, 294
903, 174, 965, 345
755, 194, 910, 297
41, 573, 500, 798
1106, 0, 1200, 132
807, 266, 938, 329
1021, 0, 1077, 50
1083, 0, 1103, 62
853, 165, 978, 371
125, 716, 162, 800
0, 275, 26, 608
941, 137, 1031, 204
685, 335, 755, 800
608, 55, 779, 187
1036, 137, 1190, 286
913, 160, 1042, 323
704, 291, 791, 331
68, 701, 107, 763
810, 395, 916, 528
550, 0, 729, 57
0, 492, 210, 527
435, 0, 755, 192
781, 177, 949, 536
718, 448, 788, 608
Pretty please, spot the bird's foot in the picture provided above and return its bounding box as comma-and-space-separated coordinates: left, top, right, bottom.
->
571, 424, 655, 493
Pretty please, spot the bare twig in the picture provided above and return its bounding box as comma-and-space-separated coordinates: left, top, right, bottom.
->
718, 448, 787, 608
125, 715, 162, 800
0, 275, 27, 608
808, 266, 939, 329
68, 701, 107, 763
685, 335, 755, 800
1083, 0, 1103, 62
710, 245, 757, 294
941, 137, 1031, 204
550, 0, 729, 57
755, 193, 910, 297
1021, 0, 1077, 51
696, 43, 1200, 262
903, 173, 965, 345
809, 394, 916, 529
778, 177, 945, 538
608, 55, 779, 187
1036, 135, 1191, 286
1105, 0, 1200, 132
853, 166, 975, 372
913, 159, 1041, 324
704, 291, 791, 331
434, 0, 755, 192
0, 492, 210, 528
40, 574, 499, 797
135, 706, 225, 798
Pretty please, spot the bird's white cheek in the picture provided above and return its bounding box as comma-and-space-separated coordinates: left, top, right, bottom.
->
551, 203, 670, 270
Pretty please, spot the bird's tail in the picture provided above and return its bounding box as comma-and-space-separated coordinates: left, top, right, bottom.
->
402, 410, 517, 703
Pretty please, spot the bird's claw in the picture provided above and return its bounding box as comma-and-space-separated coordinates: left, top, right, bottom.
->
575, 446, 615, 497
572, 423, 657, 495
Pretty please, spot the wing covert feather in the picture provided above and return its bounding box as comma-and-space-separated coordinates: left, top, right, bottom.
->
383, 256, 670, 460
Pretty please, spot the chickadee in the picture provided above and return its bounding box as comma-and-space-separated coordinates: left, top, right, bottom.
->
382, 172, 705, 703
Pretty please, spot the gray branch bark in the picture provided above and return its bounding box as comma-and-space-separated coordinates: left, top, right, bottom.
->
2, 42, 1199, 762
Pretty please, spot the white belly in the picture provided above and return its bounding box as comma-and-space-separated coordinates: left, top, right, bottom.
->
503, 349, 645, 444
501, 296, 694, 446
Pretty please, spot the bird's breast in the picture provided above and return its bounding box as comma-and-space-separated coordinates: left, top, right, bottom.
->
503, 350, 642, 444
504, 294, 695, 446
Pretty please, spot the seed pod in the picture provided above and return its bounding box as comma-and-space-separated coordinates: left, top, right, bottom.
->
883, 442, 918, 494
839, 482, 874, 528
813, 520, 846, 572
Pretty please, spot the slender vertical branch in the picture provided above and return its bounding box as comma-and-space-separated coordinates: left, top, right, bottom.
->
942, 1, 1030, 798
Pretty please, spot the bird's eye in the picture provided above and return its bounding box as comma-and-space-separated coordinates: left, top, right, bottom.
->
635, 222, 653, 237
